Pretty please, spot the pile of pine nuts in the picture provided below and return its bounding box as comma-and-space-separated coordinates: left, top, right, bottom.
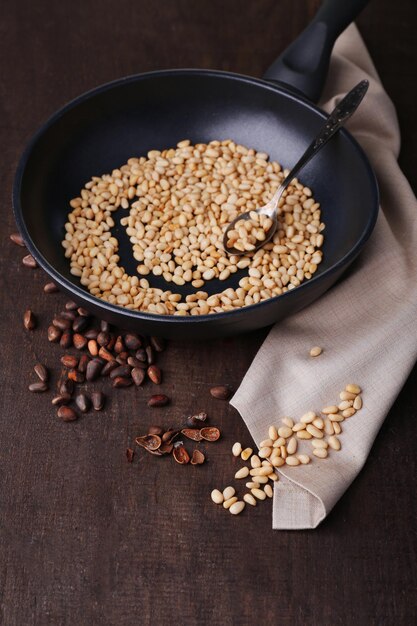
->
62, 139, 324, 315
211, 383, 362, 515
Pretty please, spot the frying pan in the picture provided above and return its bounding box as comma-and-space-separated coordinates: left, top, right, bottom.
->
13, 0, 378, 339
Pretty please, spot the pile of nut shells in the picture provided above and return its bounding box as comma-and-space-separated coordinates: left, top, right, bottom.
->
130, 412, 221, 465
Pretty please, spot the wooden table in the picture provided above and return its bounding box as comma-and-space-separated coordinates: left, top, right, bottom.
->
1, 1, 416, 623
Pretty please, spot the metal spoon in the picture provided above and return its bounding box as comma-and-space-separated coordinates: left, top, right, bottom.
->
223, 79, 369, 256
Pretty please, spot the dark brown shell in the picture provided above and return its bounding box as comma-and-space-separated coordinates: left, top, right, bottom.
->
191, 450, 205, 465
135, 434, 162, 451
173, 444, 190, 464
200, 427, 221, 442
181, 428, 203, 441
162, 430, 180, 444
185, 412, 208, 428
159, 442, 174, 455
126, 448, 134, 463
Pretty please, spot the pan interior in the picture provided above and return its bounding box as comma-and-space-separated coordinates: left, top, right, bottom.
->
17, 71, 376, 304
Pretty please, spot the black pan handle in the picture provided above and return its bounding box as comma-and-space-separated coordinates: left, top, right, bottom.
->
263, 0, 369, 102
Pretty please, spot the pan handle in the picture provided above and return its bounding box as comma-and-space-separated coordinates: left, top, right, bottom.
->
263, 0, 369, 102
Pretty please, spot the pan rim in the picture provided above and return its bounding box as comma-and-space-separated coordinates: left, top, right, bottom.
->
12, 68, 379, 326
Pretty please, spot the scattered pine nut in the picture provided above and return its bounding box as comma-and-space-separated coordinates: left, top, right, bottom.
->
235, 467, 250, 479
246, 482, 259, 489
232, 442, 242, 457
313, 448, 328, 459
241, 447, 253, 461
322, 405, 338, 414
269, 472, 278, 481
268, 426, 278, 441
311, 439, 328, 449
259, 438, 274, 448
286, 456, 300, 466
324, 419, 335, 435
223, 496, 238, 509
297, 430, 313, 440
309, 346, 322, 357
328, 413, 344, 422
292, 422, 305, 432
273, 437, 286, 447
338, 400, 353, 411
333, 422, 342, 435
353, 395, 362, 410
258, 447, 272, 459
346, 384, 361, 394
253, 475, 268, 484
250, 454, 261, 468
251, 488, 267, 501
297, 454, 311, 464
312, 417, 324, 429
306, 424, 323, 438
282, 417, 294, 428
211, 489, 224, 504
342, 407, 356, 418
244, 493, 257, 506
328, 436, 341, 451
264, 484, 273, 498
286, 437, 298, 455
340, 391, 356, 401
301, 411, 316, 424
278, 426, 292, 438
271, 457, 285, 467
229, 501, 245, 515
223, 486, 235, 500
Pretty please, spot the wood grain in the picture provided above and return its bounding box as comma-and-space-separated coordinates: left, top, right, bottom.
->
0, 0, 416, 624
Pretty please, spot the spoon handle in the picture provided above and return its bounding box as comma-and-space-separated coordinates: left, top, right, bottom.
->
269, 79, 369, 210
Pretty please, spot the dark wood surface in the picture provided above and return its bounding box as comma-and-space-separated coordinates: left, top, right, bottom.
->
1, 1, 416, 624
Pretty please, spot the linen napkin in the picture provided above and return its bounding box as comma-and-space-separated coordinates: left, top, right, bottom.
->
230, 23, 417, 529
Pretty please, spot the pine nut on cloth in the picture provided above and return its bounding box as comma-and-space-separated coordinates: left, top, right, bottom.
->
230, 24, 417, 530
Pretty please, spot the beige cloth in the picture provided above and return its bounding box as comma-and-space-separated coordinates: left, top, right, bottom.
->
231, 24, 417, 529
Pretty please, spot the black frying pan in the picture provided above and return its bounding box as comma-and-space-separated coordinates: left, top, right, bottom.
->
13, 0, 378, 339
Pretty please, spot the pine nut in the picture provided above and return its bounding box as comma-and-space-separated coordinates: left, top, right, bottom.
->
339, 391, 356, 401
232, 442, 242, 457
353, 395, 362, 410
223, 496, 238, 509
306, 424, 323, 438
322, 405, 338, 414
271, 456, 285, 467
301, 411, 316, 424
286, 455, 300, 466
211, 489, 224, 504
338, 400, 353, 411
243, 493, 257, 506
328, 413, 344, 422
253, 475, 268, 484
268, 425, 278, 440
282, 417, 294, 428
246, 482, 259, 489
313, 448, 328, 459
346, 384, 361, 394
342, 408, 356, 418
333, 422, 342, 435
259, 439, 274, 448
229, 500, 245, 515
269, 472, 278, 481
273, 437, 286, 447
324, 419, 335, 435
309, 346, 322, 357
251, 488, 267, 500
222, 486, 235, 500
312, 417, 324, 429
297, 454, 311, 464
264, 484, 273, 498
312, 439, 328, 449
250, 454, 261, 468
292, 422, 305, 432
278, 426, 292, 438
286, 437, 297, 455
258, 447, 272, 459
235, 467, 250, 479
297, 430, 312, 440
328, 435, 341, 450
232, 441, 242, 456
241, 447, 253, 461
